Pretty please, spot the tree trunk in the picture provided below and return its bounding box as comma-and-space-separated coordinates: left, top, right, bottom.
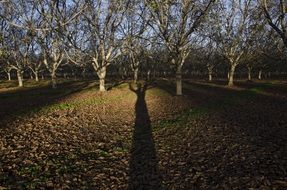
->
208, 67, 213, 81
35, 71, 39, 82
7, 72, 11, 81
248, 67, 252, 81
147, 70, 151, 81
258, 70, 262, 80
121, 68, 126, 80
82, 68, 86, 79
17, 70, 23, 87
209, 72, 212, 81
51, 71, 57, 89
134, 67, 139, 83
176, 64, 182, 95
98, 66, 107, 92
268, 72, 271, 78
228, 64, 236, 86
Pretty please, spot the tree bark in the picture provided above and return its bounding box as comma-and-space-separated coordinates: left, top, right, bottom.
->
35, 71, 39, 82
176, 64, 182, 95
247, 67, 252, 81
258, 70, 262, 80
51, 71, 57, 89
7, 72, 11, 81
228, 64, 236, 86
17, 70, 23, 87
268, 72, 271, 78
209, 72, 212, 81
147, 70, 151, 81
82, 68, 86, 79
98, 66, 107, 92
208, 66, 213, 81
153, 69, 156, 79
134, 67, 139, 83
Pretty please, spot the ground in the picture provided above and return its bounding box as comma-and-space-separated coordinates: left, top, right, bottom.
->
0, 79, 286, 189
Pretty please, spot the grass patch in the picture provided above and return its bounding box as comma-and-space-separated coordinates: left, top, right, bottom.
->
38, 84, 134, 113
148, 88, 170, 97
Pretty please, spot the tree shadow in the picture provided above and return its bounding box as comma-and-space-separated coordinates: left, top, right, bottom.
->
106, 80, 125, 91
156, 80, 287, 188
0, 81, 93, 125
128, 82, 162, 189
155, 80, 176, 96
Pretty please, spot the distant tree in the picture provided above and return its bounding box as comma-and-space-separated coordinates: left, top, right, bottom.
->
121, 0, 148, 83
85, 0, 128, 91
201, 40, 220, 81
27, 52, 43, 82
36, 0, 84, 88
145, 0, 216, 95
1, 0, 38, 87
211, 0, 256, 86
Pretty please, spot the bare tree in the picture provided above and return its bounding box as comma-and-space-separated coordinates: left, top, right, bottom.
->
201, 40, 220, 81
211, 0, 256, 86
2, 0, 85, 88
70, 0, 127, 91
1, 2, 38, 86
36, 0, 84, 88
27, 52, 43, 82
120, 0, 148, 83
145, 0, 216, 95
0, 20, 13, 81
260, 0, 287, 48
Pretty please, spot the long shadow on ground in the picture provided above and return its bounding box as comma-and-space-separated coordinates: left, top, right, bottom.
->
128, 82, 162, 189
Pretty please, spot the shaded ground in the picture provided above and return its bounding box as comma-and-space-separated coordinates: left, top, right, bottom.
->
0, 79, 286, 189
0, 80, 95, 122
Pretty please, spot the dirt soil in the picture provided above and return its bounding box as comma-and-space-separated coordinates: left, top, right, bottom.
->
0, 80, 286, 189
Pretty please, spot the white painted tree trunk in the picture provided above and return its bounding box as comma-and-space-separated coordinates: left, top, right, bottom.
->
17, 70, 23, 87
258, 70, 262, 80
98, 67, 107, 92
7, 72, 11, 81
35, 71, 39, 82
228, 64, 236, 86
209, 73, 212, 81
176, 64, 182, 95
207, 66, 213, 81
